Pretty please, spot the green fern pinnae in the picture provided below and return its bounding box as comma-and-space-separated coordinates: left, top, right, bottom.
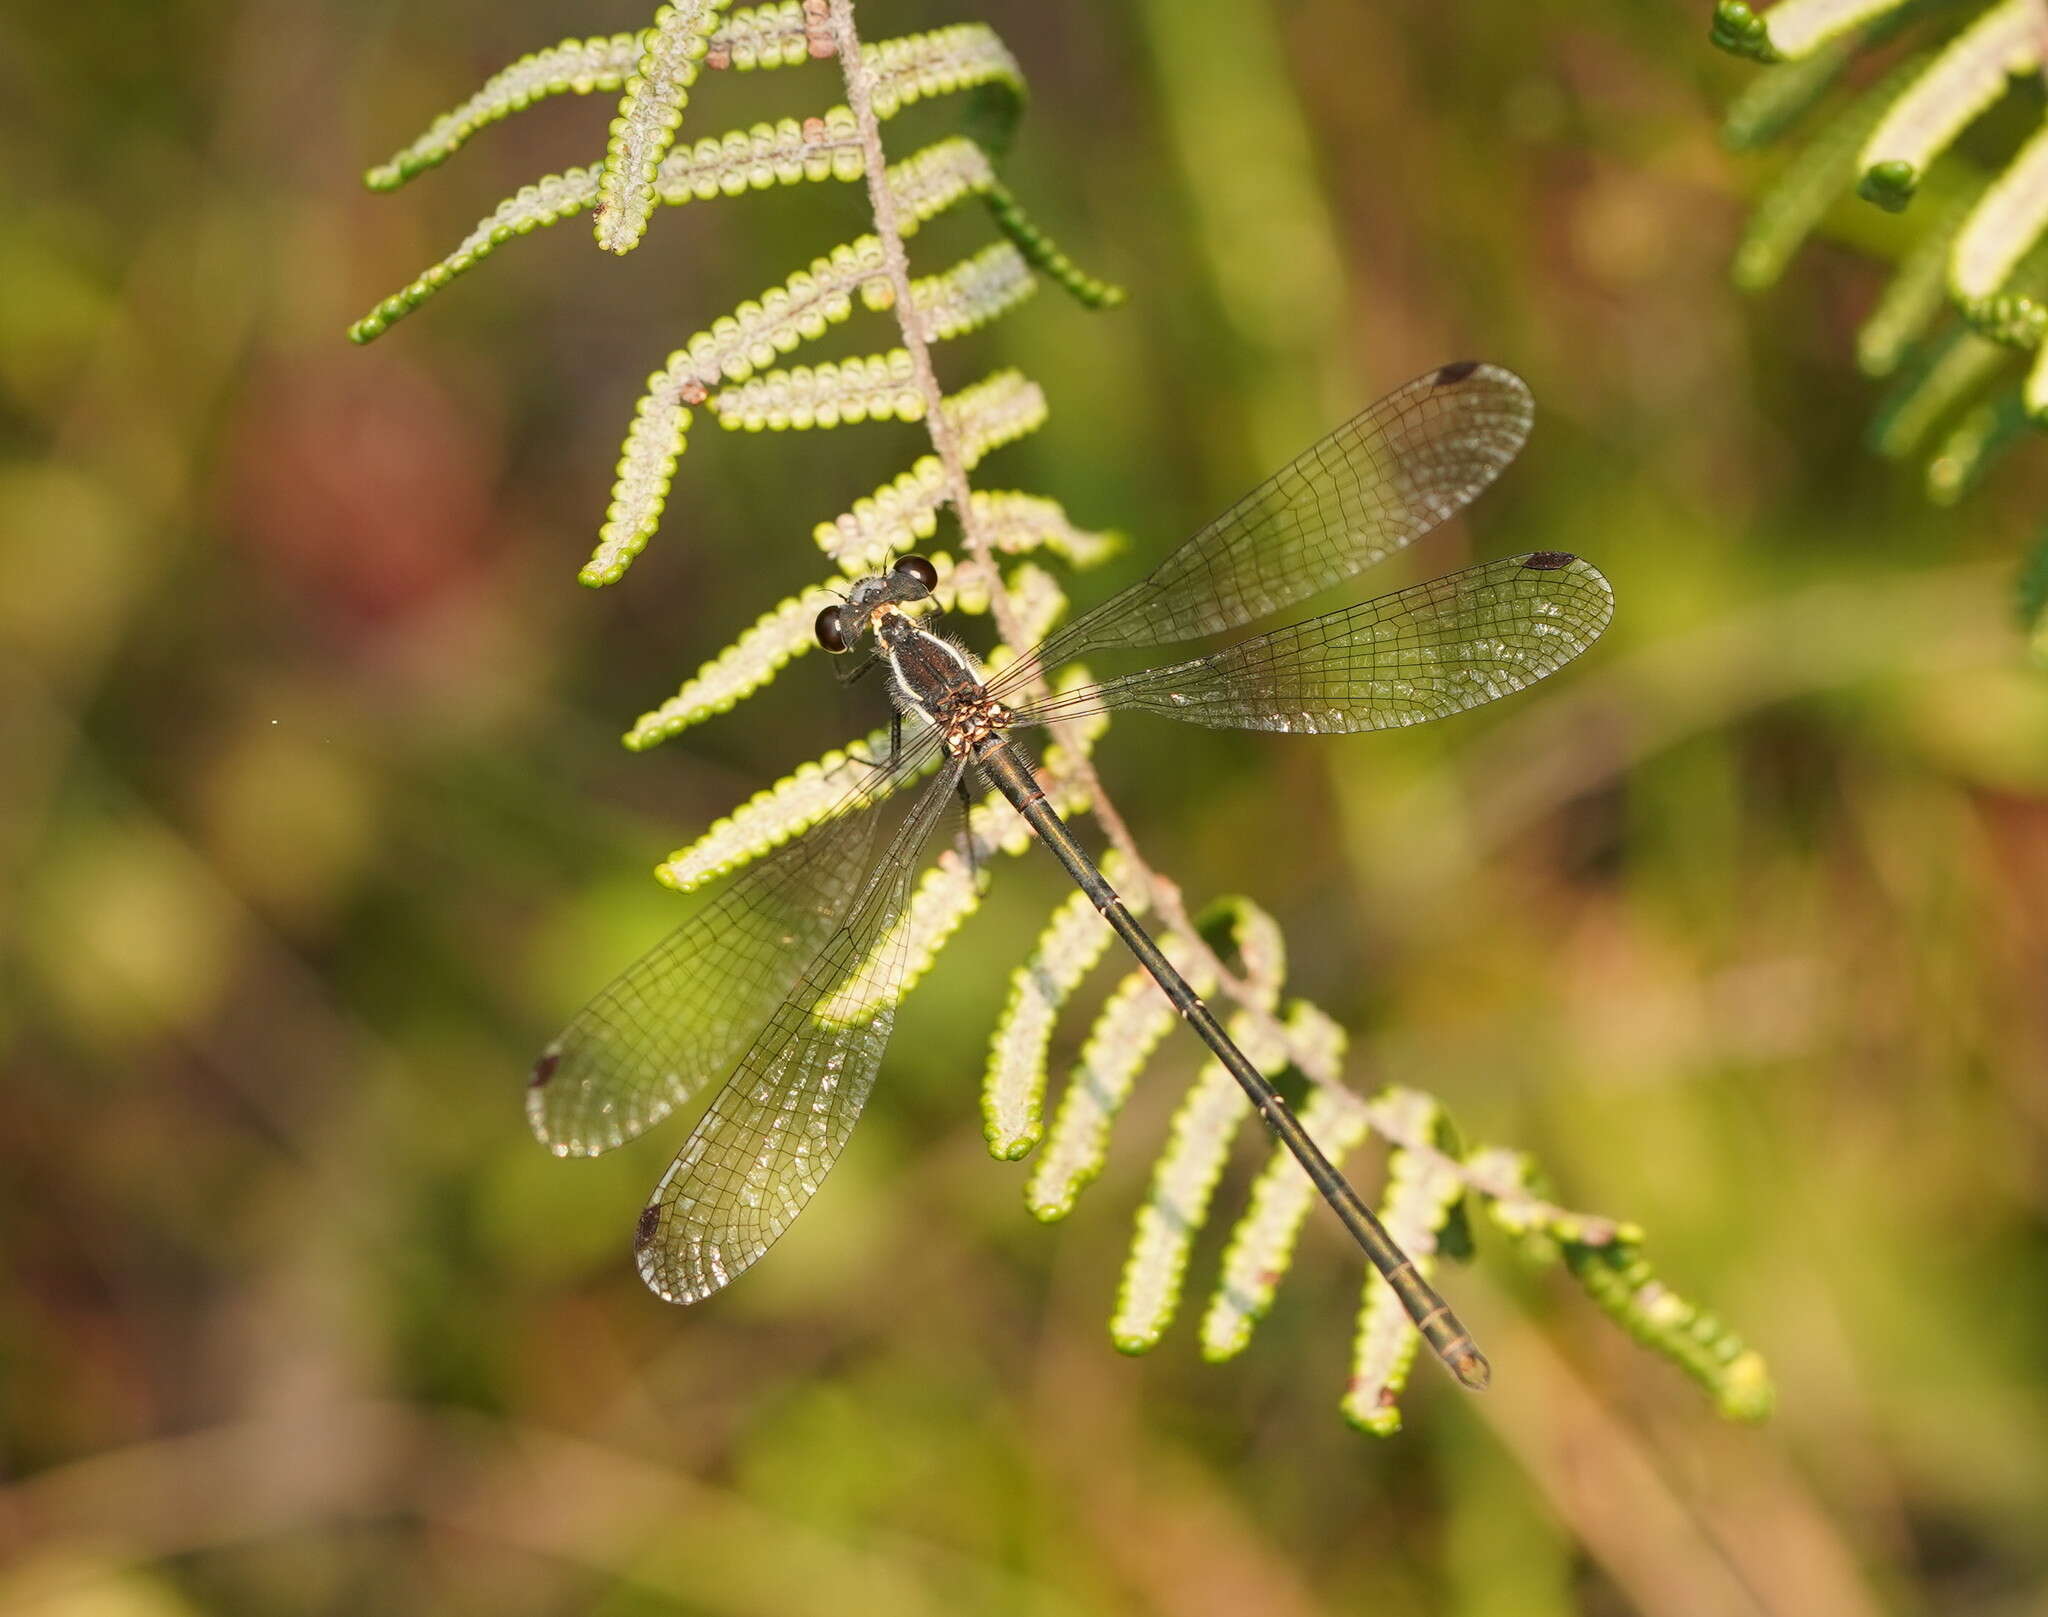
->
709, 1, 822, 70
1859, 175, 1994, 375
623, 577, 851, 750
972, 560, 1076, 674
349, 119, 1058, 345
1460, 1145, 1773, 1419
656, 721, 940, 892
1731, 57, 1926, 292
969, 492, 1121, 572
584, 237, 889, 587
910, 241, 1039, 340
1868, 323, 2011, 458
1341, 1091, 1471, 1435
1200, 1006, 1363, 1362
983, 852, 1146, 1160
595, 1, 735, 256
1949, 123, 2048, 301
1927, 386, 2031, 502
1562, 1240, 1777, 1422
365, 31, 643, 191
814, 450, 1103, 577
1854, 0, 2042, 212
363, 17, 1022, 203
708, 248, 1039, 431
980, 177, 1128, 310
1026, 932, 1219, 1221
1112, 1011, 1289, 1354
1710, 2, 1786, 63
362, 6, 817, 193
353, 121, 1088, 356
1718, 0, 1911, 64
1199, 1087, 1370, 1361
593, 344, 1043, 588
1201, 894, 1286, 1001
712, 349, 925, 431
1722, 30, 1861, 150
1463, 1144, 1638, 1252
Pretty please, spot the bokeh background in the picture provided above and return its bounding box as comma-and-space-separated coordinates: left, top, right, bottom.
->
5, 1, 2046, 1612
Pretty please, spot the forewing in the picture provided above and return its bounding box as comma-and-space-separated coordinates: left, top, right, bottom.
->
528, 728, 944, 1157
1007, 554, 1612, 735
634, 758, 967, 1304
990, 362, 1532, 698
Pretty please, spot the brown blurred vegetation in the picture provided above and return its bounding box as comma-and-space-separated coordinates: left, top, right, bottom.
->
3, 1, 2046, 1613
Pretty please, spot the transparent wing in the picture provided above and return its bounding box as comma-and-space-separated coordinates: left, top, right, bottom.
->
988, 362, 1533, 700
634, 757, 967, 1304
1005, 554, 1612, 735
528, 726, 946, 1157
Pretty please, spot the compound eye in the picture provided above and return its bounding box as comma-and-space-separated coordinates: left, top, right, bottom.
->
814, 605, 850, 653
893, 554, 938, 593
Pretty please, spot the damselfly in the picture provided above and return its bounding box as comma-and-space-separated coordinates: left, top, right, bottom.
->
530, 361, 1613, 1389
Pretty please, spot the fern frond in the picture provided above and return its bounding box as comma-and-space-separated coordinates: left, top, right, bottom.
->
1927, 385, 2030, 501
1112, 1011, 1289, 1354
1340, 1088, 1468, 1436
704, 246, 1036, 434
1197, 893, 1287, 1003
1859, 175, 1995, 374
1722, 31, 1862, 149
350, 166, 603, 344
1950, 123, 2048, 300
1562, 1240, 1777, 1422
595, 1, 736, 255
586, 238, 888, 585
1027, 934, 1218, 1221
964, 558, 1074, 665
970, 492, 1121, 572
981, 178, 1127, 309
658, 113, 862, 204
817, 477, 1110, 584
1714, 0, 1914, 63
711, 350, 924, 431
365, 31, 642, 191
363, 5, 818, 191
622, 575, 852, 750
354, 126, 1099, 348
1854, 0, 2043, 211
1200, 1007, 1365, 1361
1464, 1144, 1636, 1250
863, 24, 1026, 154
983, 852, 1145, 1160
656, 721, 941, 891
1732, 57, 1925, 291
1710, 2, 1788, 63
1869, 323, 2011, 456
910, 242, 1038, 340
707, 1, 815, 70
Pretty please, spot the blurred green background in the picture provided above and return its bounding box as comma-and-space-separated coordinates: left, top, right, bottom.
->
5, 1, 2046, 1612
